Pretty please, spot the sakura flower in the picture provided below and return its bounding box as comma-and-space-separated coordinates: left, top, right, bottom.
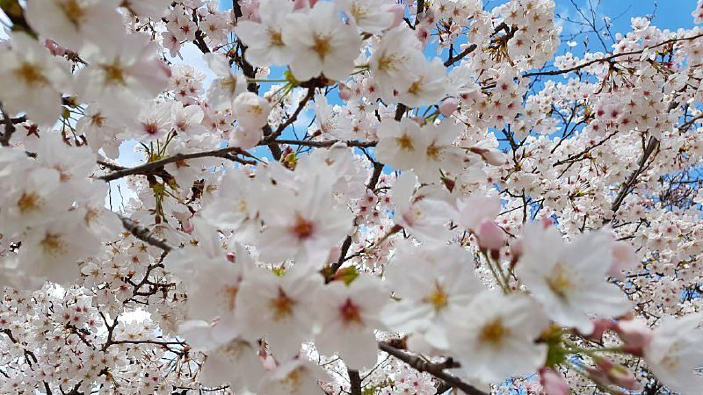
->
412, 120, 465, 182
383, 242, 482, 349
282, 1, 362, 81
19, 212, 100, 284
644, 314, 703, 394
77, 33, 170, 122
375, 118, 426, 171
390, 172, 455, 243
516, 225, 631, 334
337, 0, 396, 34
179, 320, 264, 392
0, 32, 70, 125
369, 26, 424, 100
233, 92, 272, 130
255, 176, 353, 267
181, 243, 250, 330
205, 53, 248, 109
446, 291, 548, 384
258, 358, 328, 395
314, 276, 386, 370
201, 169, 258, 232
234, 0, 295, 67
25, 0, 123, 51
120, 0, 171, 18
171, 103, 207, 136
456, 194, 502, 231
129, 102, 174, 141
398, 58, 448, 107
235, 265, 322, 359
0, 167, 70, 236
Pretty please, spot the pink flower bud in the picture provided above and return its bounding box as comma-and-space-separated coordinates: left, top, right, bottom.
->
615, 318, 653, 356
388, 4, 405, 28
540, 216, 554, 228
509, 239, 523, 267
477, 220, 506, 251
582, 319, 616, 342
609, 241, 638, 280
439, 98, 459, 116
539, 368, 569, 395
182, 218, 194, 234
594, 357, 641, 390
338, 83, 352, 101
45, 39, 66, 56
293, 0, 316, 10
509, 239, 523, 258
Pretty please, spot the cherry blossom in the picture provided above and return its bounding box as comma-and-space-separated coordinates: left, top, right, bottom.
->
0, 0, 702, 393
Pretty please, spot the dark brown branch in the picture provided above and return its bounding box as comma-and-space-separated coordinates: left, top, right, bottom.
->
348, 369, 362, 395
523, 32, 703, 78
263, 87, 316, 143
99, 146, 254, 182
444, 44, 478, 67
377, 342, 487, 395
0, 103, 17, 147
552, 129, 620, 166
118, 215, 173, 253
415, 0, 425, 27
610, 136, 660, 215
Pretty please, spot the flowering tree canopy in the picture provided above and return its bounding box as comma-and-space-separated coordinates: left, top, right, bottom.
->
3, 0, 703, 393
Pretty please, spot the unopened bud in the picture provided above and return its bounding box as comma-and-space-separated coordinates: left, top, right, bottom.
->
439, 98, 459, 116
338, 83, 352, 101
615, 318, 652, 356
477, 220, 505, 251
539, 368, 569, 395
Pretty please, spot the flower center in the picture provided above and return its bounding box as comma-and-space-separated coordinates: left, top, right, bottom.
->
426, 144, 441, 160
424, 281, 448, 311
267, 28, 284, 47
102, 61, 126, 85
60, 0, 86, 27
290, 214, 314, 240
339, 298, 362, 324
17, 192, 41, 213
396, 134, 414, 151
143, 122, 159, 135
269, 287, 295, 321
15, 62, 47, 86
479, 318, 509, 345
546, 263, 573, 300
41, 233, 66, 256
312, 35, 332, 59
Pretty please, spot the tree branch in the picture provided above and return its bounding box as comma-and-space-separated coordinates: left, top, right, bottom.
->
118, 215, 173, 253
523, 32, 703, 78
377, 342, 487, 395
444, 44, 478, 67
0, 103, 17, 147
610, 136, 660, 215
348, 369, 362, 395
99, 146, 254, 182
